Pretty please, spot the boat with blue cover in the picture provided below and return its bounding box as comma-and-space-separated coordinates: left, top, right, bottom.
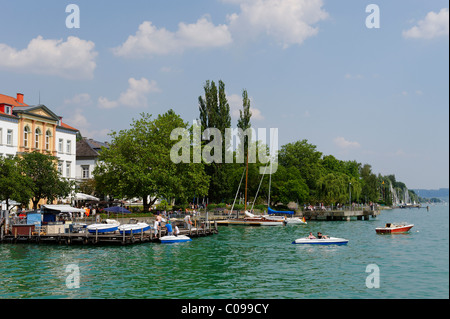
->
118, 223, 151, 234
87, 220, 120, 233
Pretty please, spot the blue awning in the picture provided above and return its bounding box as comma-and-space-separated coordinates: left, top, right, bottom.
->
104, 206, 131, 214
268, 207, 294, 215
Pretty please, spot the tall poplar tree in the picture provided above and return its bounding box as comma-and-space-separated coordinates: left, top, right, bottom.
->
198, 80, 232, 202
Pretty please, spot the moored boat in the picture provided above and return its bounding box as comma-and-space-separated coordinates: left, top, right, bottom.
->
292, 237, 349, 245
87, 220, 120, 233
243, 211, 285, 226
160, 235, 192, 243
284, 217, 307, 225
376, 223, 414, 234
118, 223, 150, 235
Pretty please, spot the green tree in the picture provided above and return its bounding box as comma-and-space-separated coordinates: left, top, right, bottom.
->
278, 139, 323, 195
360, 164, 378, 203
0, 156, 33, 212
198, 80, 232, 203
18, 152, 72, 209
270, 166, 309, 205
95, 110, 210, 212
237, 89, 252, 159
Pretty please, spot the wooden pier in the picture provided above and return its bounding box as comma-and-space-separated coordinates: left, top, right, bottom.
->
207, 209, 380, 223
301, 209, 380, 221
0, 221, 218, 246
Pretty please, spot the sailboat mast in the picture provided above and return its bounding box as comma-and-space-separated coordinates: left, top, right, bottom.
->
244, 151, 249, 212
268, 155, 272, 209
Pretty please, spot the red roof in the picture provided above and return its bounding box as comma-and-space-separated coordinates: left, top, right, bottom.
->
0, 93, 28, 107
0, 93, 78, 132
60, 121, 78, 131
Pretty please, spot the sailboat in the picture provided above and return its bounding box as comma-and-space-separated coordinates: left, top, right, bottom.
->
219, 151, 285, 226
261, 159, 306, 225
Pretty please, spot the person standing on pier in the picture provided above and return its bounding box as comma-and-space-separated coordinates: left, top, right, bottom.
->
184, 213, 192, 230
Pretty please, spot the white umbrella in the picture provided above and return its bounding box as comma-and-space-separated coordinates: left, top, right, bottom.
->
75, 193, 100, 201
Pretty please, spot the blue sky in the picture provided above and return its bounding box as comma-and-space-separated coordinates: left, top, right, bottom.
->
1, 0, 448, 189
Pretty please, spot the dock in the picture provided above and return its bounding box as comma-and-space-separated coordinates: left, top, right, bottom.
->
210, 209, 380, 223
0, 221, 218, 246
301, 209, 380, 221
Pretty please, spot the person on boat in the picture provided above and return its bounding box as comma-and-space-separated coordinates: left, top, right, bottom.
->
174, 225, 180, 237
165, 222, 173, 236
308, 232, 316, 239
317, 232, 329, 239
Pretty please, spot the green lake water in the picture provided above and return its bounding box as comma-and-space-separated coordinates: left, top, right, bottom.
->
0, 205, 448, 299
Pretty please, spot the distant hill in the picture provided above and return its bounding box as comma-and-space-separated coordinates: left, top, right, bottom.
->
413, 188, 449, 198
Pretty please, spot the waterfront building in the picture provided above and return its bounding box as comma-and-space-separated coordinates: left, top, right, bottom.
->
76, 137, 109, 182
0, 92, 79, 208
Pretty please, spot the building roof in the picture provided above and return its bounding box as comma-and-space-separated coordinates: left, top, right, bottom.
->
76, 137, 109, 158
0, 93, 28, 107
0, 93, 79, 132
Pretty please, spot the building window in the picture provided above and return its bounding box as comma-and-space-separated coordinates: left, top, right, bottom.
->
58, 139, 63, 152
7, 130, 13, 146
0, 128, 2, 145
35, 128, 41, 149
58, 161, 63, 175
5, 106, 11, 115
81, 165, 90, 179
66, 161, 71, 178
66, 140, 71, 154
45, 130, 51, 150
24, 126, 30, 148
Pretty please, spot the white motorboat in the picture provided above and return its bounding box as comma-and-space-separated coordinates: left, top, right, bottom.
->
87, 220, 120, 233
160, 235, 192, 243
284, 217, 307, 225
292, 236, 348, 245
118, 223, 151, 235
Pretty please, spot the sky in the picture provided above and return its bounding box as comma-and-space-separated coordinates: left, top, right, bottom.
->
0, 0, 448, 189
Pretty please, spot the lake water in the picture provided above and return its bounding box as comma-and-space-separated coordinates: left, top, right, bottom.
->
0, 205, 448, 299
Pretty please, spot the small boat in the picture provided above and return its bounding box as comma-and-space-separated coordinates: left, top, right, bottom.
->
118, 223, 151, 235
244, 211, 286, 226
160, 235, 192, 243
87, 220, 120, 233
376, 223, 414, 234
285, 217, 307, 225
292, 237, 349, 245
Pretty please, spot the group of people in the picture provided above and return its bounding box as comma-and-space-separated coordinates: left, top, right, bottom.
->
308, 232, 329, 239
153, 212, 181, 237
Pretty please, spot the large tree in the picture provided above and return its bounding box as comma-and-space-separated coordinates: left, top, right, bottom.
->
94, 110, 210, 212
18, 152, 72, 209
0, 156, 33, 212
198, 80, 232, 202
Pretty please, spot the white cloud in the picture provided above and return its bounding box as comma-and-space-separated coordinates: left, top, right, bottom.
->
0, 36, 97, 79
226, 0, 328, 48
345, 73, 363, 80
64, 93, 93, 106
228, 93, 264, 121
334, 137, 361, 149
403, 8, 449, 39
113, 17, 232, 57
64, 108, 110, 140
98, 77, 161, 109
